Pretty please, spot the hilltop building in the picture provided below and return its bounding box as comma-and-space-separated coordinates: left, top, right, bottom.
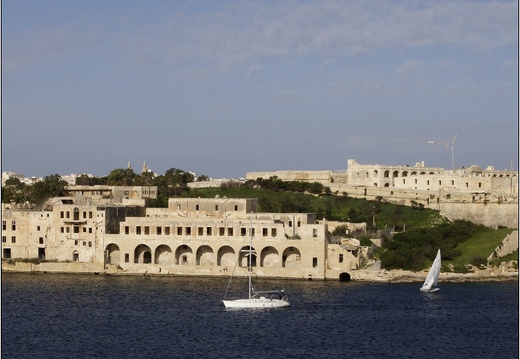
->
246, 159, 518, 228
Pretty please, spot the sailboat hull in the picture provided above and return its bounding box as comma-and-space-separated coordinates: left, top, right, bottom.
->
223, 298, 290, 309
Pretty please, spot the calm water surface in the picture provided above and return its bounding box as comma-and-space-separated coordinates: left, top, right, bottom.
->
2, 273, 518, 358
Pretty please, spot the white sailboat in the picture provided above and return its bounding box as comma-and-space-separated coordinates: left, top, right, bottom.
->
222, 213, 290, 309
420, 249, 441, 293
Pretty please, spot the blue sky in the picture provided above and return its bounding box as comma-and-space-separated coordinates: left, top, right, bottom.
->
2, 0, 518, 179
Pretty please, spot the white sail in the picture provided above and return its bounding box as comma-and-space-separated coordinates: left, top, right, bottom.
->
420, 249, 441, 293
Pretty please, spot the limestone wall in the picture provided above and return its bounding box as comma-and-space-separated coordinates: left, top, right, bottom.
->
488, 230, 518, 261
328, 184, 518, 229
246, 170, 333, 183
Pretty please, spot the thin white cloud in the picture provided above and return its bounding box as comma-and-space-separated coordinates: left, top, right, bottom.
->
112, 0, 517, 73
5, 1, 516, 77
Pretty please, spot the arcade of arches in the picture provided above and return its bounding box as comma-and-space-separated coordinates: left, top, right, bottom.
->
105, 243, 302, 268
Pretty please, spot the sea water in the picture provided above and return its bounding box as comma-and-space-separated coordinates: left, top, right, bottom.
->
2, 273, 518, 358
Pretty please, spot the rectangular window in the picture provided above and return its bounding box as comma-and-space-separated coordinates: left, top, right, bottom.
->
263, 228, 268, 237
297, 221, 301, 227
144, 226, 150, 235
11, 221, 16, 230
157, 227, 162, 235
11, 236, 16, 243
39, 237, 44, 244
88, 241, 92, 247
241, 228, 247, 236
75, 240, 78, 245
136, 226, 142, 235
66, 227, 70, 233
313, 229, 318, 237
196, 205, 199, 211
207, 227, 212, 236
83, 211, 87, 219
427, 180, 430, 185
271, 228, 277, 237
89, 228, 92, 234
289, 221, 293, 227
219, 227, 225, 236
61, 227, 65, 233
60, 211, 64, 218
215, 205, 219, 211
451, 180, 455, 185
74, 226, 80, 234
198, 227, 204, 236
37, 226, 41, 231
83, 227, 87, 233
2, 236, 6, 243
165, 227, 170, 235
83, 241, 86, 246
234, 205, 238, 211
89, 212, 93, 219
125, 226, 129, 235
2, 221, 6, 230
177, 227, 182, 235
66, 212, 70, 219
125, 254, 129, 263
3, 248, 11, 259
339, 254, 343, 263
312, 257, 318, 267
438, 180, 442, 185
227, 228, 233, 236
478, 182, 482, 188
186, 227, 191, 235
251, 228, 255, 237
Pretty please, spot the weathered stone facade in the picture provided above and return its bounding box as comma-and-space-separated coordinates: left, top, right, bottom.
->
1, 196, 367, 280
246, 159, 519, 228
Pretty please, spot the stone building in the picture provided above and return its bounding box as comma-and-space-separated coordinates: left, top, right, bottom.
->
1, 195, 366, 280
64, 185, 158, 204
245, 159, 519, 228
345, 159, 517, 194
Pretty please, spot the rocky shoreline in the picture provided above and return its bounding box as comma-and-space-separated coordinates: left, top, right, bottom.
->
2, 260, 518, 283
351, 269, 518, 283
351, 261, 518, 283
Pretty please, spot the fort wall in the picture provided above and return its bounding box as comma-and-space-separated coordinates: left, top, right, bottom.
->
246, 159, 518, 229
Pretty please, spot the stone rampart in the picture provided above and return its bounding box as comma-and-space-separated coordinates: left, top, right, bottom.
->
488, 230, 519, 261
328, 184, 518, 228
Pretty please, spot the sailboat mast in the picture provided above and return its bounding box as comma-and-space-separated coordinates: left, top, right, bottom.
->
248, 211, 253, 300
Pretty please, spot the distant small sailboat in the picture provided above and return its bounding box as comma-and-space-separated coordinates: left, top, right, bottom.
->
222, 213, 290, 309
420, 249, 441, 293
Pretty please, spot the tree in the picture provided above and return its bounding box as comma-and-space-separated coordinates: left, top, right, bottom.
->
28, 174, 68, 205
107, 168, 137, 186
